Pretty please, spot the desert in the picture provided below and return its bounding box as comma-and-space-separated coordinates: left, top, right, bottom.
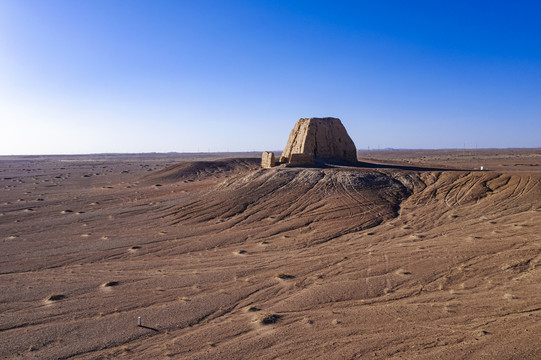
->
1, 146, 540, 359
2, 3, 541, 358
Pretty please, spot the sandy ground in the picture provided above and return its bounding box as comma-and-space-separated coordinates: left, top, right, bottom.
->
1, 149, 540, 359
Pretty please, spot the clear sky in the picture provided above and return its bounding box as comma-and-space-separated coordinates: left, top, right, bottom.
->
1, 0, 540, 155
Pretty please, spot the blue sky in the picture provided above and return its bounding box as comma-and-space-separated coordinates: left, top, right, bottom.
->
1, 0, 540, 154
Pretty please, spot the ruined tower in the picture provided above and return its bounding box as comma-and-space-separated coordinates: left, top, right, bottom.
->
279, 117, 357, 165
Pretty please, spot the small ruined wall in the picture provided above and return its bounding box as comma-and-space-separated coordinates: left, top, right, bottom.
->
261, 151, 276, 168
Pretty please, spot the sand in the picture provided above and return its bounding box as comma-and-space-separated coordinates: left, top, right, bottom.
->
1, 149, 540, 359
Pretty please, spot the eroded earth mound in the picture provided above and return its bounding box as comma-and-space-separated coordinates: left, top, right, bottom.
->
144, 157, 260, 183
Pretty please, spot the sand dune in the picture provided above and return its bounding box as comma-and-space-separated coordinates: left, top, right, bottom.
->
1, 151, 540, 359
144, 158, 260, 183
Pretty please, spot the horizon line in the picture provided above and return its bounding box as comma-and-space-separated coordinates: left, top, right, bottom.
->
0, 147, 539, 158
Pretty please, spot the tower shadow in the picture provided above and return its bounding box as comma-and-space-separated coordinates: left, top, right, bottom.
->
304, 158, 472, 172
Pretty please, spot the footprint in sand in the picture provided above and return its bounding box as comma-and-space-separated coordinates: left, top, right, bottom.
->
259, 314, 281, 325
275, 273, 295, 280
44, 294, 66, 303
395, 268, 412, 275
101, 281, 119, 288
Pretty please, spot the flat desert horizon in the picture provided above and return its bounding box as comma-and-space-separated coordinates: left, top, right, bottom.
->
1, 148, 541, 359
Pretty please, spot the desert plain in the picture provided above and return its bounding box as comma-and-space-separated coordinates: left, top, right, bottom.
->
1, 148, 541, 359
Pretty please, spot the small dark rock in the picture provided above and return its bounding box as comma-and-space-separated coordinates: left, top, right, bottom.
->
260, 314, 281, 325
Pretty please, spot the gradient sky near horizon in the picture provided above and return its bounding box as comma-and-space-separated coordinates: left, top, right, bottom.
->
1, 1, 540, 155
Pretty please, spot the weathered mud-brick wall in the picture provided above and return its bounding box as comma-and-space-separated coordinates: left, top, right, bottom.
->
261, 151, 276, 168
288, 153, 314, 166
